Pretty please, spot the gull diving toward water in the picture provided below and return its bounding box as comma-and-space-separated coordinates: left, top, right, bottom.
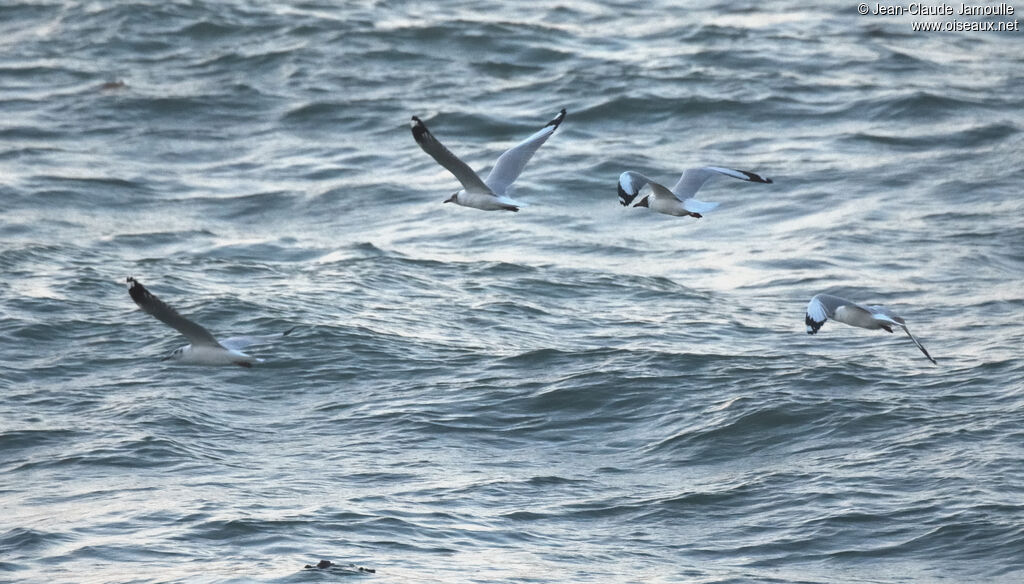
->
618, 167, 772, 218
805, 293, 937, 364
410, 108, 566, 211
127, 277, 292, 367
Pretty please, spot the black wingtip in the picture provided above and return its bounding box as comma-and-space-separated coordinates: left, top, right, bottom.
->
617, 183, 638, 206
805, 315, 823, 334
127, 278, 155, 311
127, 277, 146, 297
740, 170, 773, 184
410, 116, 429, 143
546, 108, 567, 130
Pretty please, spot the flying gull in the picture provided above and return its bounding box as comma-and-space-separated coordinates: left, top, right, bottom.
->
618, 167, 772, 218
805, 293, 937, 364
410, 108, 566, 211
127, 277, 292, 367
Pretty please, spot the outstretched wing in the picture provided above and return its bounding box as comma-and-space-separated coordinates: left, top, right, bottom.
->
484, 108, 566, 196
899, 326, 937, 365
870, 309, 937, 365
127, 277, 223, 347
671, 166, 772, 198
410, 116, 493, 194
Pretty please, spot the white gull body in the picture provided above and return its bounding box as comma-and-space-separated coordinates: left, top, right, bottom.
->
805, 293, 937, 364
127, 277, 291, 367
618, 166, 772, 218
410, 108, 566, 211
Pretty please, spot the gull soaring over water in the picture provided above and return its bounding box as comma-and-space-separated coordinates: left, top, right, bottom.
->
618, 167, 772, 218
127, 277, 291, 367
410, 108, 566, 211
805, 293, 937, 364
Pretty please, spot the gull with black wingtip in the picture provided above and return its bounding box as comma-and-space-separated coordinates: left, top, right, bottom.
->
618, 166, 772, 218
410, 108, 566, 211
805, 293, 937, 364
126, 277, 292, 367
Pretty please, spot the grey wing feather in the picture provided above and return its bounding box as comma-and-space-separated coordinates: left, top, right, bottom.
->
648, 181, 683, 202
484, 108, 565, 196
618, 171, 677, 206
870, 306, 937, 365
805, 294, 832, 334
806, 293, 866, 334
410, 116, 493, 194
671, 166, 772, 198
127, 277, 223, 347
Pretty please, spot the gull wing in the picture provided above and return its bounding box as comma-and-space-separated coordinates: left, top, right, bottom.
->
650, 179, 720, 215
671, 166, 772, 198
648, 180, 682, 203
484, 108, 566, 196
805, 293, 862, 334
899, 325, 937, 365
410, 116, 493, 194
618, 171, 677, 206
869, 309, 937, 365
805, 294, 832, 334
618, 171, 651, 206
127, 277, 223, 348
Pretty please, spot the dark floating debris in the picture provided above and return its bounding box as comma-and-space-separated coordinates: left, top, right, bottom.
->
304, 559, 375, 573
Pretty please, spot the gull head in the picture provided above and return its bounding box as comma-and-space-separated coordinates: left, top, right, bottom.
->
635, 195, 650, 208
444, 191, 461, 204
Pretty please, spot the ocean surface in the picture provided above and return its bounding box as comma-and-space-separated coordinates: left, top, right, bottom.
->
1, 1, 1022, 582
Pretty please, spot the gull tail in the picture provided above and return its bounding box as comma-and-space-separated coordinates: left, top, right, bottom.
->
496, 195, 523, 212
683, 199, 720, 215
